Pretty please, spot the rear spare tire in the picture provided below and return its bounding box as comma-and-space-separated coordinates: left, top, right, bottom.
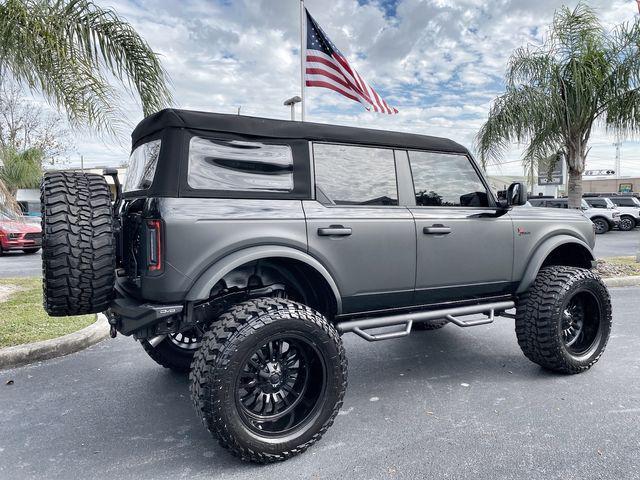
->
41, 171, 116, 316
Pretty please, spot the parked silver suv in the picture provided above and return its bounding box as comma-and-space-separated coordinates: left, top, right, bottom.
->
39, 109, 613, 463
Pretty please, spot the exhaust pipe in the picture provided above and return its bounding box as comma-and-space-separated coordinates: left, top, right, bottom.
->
148, 334, 167, 347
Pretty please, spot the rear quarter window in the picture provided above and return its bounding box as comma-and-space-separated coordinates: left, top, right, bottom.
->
124, 140, 161, 192
187, 137, 294, 193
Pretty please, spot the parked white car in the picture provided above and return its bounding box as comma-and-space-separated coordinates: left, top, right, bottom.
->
529, 198, 621, 234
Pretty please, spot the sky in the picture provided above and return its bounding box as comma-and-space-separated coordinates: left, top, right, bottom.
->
44, 0, 640, 178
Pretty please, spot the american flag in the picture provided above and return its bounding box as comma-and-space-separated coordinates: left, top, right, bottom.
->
305, 9, 398, 114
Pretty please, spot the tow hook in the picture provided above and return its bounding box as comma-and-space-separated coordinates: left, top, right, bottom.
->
105, 310, 119, 338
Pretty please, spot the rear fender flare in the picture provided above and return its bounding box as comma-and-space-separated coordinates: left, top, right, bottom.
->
184, 246, 343, 314
516, 235, 595, 294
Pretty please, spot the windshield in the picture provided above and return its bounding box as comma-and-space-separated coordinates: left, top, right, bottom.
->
581, 199, 589, 209
0, 206, 21, 221
124, 140, 161, 192
604, 198, 616, 208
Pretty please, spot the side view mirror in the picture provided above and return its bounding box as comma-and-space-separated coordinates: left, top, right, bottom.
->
506, 182, 527, 206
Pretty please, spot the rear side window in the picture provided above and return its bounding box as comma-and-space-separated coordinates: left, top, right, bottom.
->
313, 143, 398, 206
408, 151, 489, 207
615, 197, 640, 207
188, 137, 294, 192
124, 140, 161, 192
547, 200, 568, 208
613, 198, 632, 207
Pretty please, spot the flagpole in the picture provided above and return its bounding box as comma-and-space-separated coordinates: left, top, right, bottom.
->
299, 0, 305, 121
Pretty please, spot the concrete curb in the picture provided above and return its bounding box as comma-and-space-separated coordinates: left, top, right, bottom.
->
603, 276, 640, 287
0, 314, 110, 370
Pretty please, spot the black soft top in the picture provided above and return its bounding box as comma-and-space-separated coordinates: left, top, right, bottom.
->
132, 108, 468, 154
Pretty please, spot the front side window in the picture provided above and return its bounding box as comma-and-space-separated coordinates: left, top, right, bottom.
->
408, 151, 489, 207
588, 199, 607, 209
313, 143, 398, 206
124, 140, 161, 192
188, 137, 293, 192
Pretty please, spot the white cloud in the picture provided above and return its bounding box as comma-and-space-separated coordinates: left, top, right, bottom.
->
25, 0, 640, 177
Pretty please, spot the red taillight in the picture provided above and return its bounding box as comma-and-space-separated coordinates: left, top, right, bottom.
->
147, 220, 162, 272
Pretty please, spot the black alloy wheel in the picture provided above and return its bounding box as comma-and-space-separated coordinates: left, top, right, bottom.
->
235, 335, 326, 436
168, 330, 202, 350
561, 290, 602, 357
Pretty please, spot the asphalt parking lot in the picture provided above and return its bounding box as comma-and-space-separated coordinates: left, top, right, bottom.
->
2, 286, 639, 480
0, 250, 42, 278
593, 229, 640, 258
0, 229, 638, 280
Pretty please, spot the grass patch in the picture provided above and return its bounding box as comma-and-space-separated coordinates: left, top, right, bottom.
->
0, 278, 95, 348
596, 256, 640, 278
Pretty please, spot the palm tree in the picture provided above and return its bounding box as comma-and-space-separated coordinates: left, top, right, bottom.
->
476, 4, 640, 208
0, 0, 172, 133
0, 147, 43, 195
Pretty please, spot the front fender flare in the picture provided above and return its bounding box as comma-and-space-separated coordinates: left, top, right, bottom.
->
184, 245, 343, 314
516, 235, 595, 294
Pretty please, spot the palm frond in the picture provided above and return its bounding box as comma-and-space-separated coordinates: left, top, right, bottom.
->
0, 0, 172, 131
476, 85, 556, 165
0, 147, 43, 193
477, 1, 640, 186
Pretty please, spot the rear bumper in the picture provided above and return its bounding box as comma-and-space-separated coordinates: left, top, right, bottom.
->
106, 285, 183, 337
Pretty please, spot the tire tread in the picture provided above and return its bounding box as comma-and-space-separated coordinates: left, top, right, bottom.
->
41, 171, 115, 316
189, 297, 348, 463
515, 266, 612, 374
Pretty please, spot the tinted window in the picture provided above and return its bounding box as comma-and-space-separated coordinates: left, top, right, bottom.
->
188, 137, 293, 192
408, 151, 488, 207
587, 199, 607, 208
547, 200, 568, 209
125, 140, 161, 192
313, 143, 398, 206
613, 197, 639, 207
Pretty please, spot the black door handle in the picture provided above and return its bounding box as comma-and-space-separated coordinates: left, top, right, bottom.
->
423, 225, 451, 235
318, 226, 352, 236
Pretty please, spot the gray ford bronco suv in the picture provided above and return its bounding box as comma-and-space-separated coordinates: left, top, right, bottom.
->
40, 109, 612, 463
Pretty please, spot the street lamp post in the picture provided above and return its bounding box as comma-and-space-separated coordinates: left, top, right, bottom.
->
284, 96, 302, 121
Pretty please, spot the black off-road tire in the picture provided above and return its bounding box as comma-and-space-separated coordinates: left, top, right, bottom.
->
141, 332, 202, 373
189, 298, 347, 463
618, 215, 635, 231
515, 266, 612, 374
41, 172, 115, 316
413, 318, 448, 331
